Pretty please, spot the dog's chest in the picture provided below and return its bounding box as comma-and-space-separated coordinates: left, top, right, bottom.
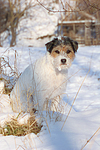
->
34, 57, 67, 98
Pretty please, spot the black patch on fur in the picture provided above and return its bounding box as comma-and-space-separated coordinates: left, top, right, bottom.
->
45, 37, 78, 53
45, 38, 61, 53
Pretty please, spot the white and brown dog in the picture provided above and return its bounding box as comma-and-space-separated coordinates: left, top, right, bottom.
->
10, 37, 78, 114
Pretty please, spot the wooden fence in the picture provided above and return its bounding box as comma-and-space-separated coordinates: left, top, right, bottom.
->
58, 20, 100, 45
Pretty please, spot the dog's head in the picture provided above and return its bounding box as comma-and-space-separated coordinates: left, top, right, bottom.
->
45, 37, 78, 71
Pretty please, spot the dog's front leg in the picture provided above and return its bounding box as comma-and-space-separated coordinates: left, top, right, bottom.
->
50, 95, 62, 112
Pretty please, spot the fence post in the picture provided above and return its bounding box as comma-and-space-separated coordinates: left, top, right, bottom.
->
85, 21, 91, 45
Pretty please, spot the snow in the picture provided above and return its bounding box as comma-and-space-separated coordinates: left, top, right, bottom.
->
0, 45, 100, 150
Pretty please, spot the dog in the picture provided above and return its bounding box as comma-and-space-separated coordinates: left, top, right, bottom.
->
10, 37, 78, 115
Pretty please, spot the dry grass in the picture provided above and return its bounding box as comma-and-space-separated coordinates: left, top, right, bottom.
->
0, 115, 42, 136
81, 126, 100, 150
61, 69, 90, 130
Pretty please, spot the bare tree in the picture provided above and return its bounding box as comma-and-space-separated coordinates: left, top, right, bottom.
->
0, 0, 37, 47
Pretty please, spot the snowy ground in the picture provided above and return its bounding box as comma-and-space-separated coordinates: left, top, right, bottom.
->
0, 45, 100, 150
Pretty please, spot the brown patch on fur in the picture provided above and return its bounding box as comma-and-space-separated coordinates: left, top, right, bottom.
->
51, 44, 75, 60
67, 49, 75, 60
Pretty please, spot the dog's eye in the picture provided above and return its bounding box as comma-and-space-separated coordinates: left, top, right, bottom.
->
66, 50, 71, 54
55, 50, 60, 54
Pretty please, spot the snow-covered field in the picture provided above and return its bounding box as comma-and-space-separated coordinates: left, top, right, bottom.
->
0, 45, 100, 150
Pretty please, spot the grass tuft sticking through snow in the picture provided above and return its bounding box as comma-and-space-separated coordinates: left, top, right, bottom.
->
0, 115, 42, 136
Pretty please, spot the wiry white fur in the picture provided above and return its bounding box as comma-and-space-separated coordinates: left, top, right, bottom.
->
0, 81, 4, 94
10, 52, 69, 114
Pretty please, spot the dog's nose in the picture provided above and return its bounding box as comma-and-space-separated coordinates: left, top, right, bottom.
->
61, 59, 66, 64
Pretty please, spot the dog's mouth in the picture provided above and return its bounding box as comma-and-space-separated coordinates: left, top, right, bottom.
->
57, 64, 69, 71
60, 63, 67, 66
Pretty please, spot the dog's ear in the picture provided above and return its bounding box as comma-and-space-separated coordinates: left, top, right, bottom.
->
71, 40, 78, 53
45, 38, 60, 53
62, 37, 78, 53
